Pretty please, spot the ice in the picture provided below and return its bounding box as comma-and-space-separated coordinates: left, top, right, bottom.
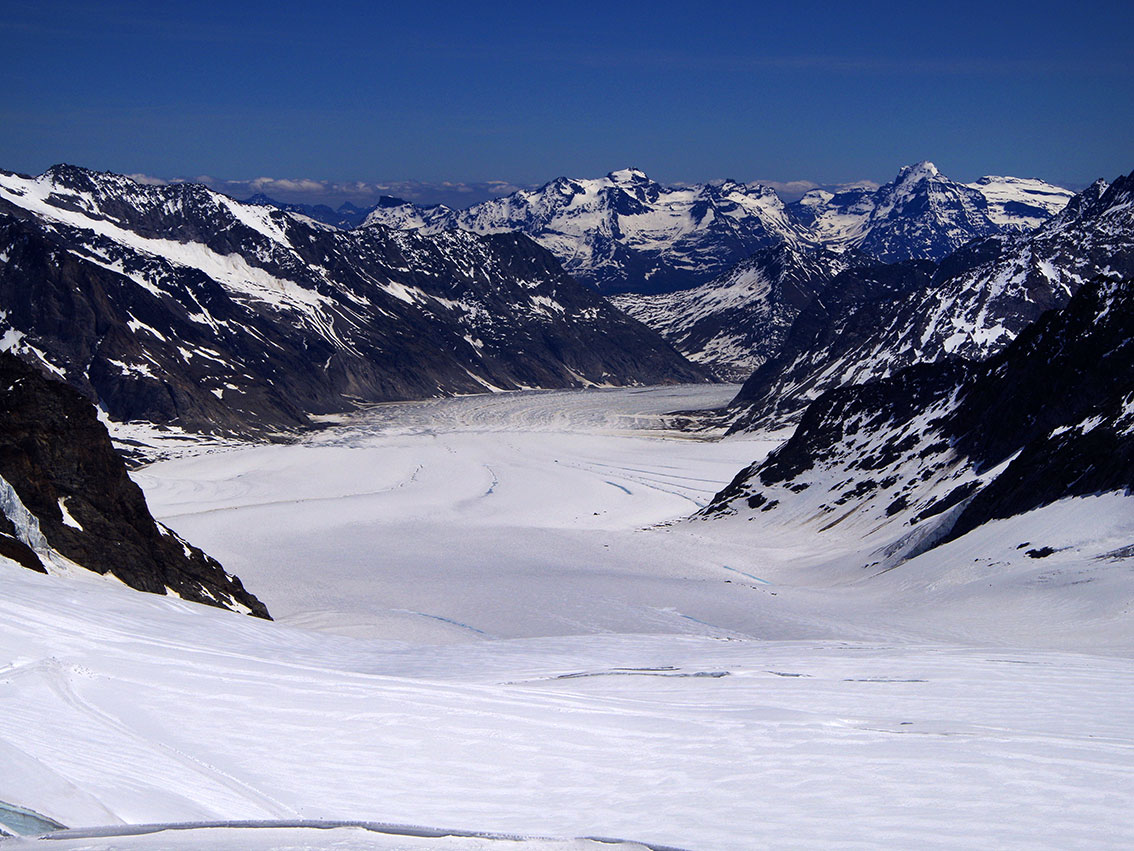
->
1, 823, 665, 849
56, 498, 83, 532
1, 387, 1131, 849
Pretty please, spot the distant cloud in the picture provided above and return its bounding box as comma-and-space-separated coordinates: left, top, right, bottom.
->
128, 174, 534, 209
755, 179, 883, 201
248, 177, 327, 195
125, 173, 169, 186
757, 180, 819, 197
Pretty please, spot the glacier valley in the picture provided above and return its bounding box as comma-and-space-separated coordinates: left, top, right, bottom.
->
0, 386, 1131, 849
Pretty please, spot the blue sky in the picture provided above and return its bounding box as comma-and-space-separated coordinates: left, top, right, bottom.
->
1, 0, 1130, 199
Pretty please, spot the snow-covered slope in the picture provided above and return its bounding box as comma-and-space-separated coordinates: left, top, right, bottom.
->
707, 275, 1134, 576
364, 168, 808, 294
6, 547, 1133, 849
966, 175, 1076, 230
2, 385, 1131, 849
0, 165, 705, 436
729, 169, 1134, 431
611, 243, 855, 380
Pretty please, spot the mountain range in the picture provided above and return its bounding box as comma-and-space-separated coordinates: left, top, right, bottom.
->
726, 170, 1134, 430
362, 162, 1073, 296
0, 157, 1126, 614
0, 164, 704, 438
610, 163, 1080, 378
362, 168, 802, 295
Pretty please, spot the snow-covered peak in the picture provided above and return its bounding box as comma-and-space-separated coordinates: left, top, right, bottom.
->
607, 167, 650, 185
798, 189, 835, 207
895, 161, 941, 184
1042, 177, 1118, 232
360, 199, 456, 231
965, 175, 1075, 230
364, 168, 807, 293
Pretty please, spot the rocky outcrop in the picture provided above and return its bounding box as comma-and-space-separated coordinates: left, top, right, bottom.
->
0, 352, 268, 617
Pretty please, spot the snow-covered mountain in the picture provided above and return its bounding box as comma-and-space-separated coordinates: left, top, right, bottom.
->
611, 243, 860, 380
609, 163, 1074, 380
0, 165, 705, 436
965, 175, 1076, 230
365, 163, 1073, 300
704, 274, 1134, 571
789, 161, 1018, 262
359, 161, 1075, 381
364, 168, 807, 294
0, 351, 266, 616
728, 170, 1134, 431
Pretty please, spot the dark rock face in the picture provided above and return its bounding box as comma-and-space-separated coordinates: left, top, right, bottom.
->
939, 276, 1134, 540
703, 276, 1134, 564
0, 165, 706, 437
850, 163, 1001, 263
727, 171, 1134, 433
0, 352, 269, 617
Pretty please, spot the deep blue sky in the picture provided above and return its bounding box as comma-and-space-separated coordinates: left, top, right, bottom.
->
2, 0, 1131, 195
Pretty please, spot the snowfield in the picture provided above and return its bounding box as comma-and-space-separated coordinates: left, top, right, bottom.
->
2, 387, 1133, 849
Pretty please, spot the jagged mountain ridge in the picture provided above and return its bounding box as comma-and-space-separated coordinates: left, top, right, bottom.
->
728, 170, 1134, 432
0, 164, 706, 436
609, 164, 1075, 380
785, 162, 1072, 262
0, 352, 267, 616
363, 162, 1073, 298
364, 168, 809, 295
362, 161, 1075, 382
703, 275, 1134, 570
